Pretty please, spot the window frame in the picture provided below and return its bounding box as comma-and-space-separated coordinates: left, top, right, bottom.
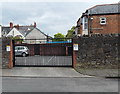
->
84, 17, 88, 30
100, 17, 106, 25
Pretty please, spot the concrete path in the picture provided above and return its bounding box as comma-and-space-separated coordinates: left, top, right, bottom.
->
2, 67, 92, 77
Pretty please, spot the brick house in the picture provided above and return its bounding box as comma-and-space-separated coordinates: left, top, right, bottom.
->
75, 3, 120, 36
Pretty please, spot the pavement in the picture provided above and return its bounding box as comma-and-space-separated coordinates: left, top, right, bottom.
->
75, 68, 119, 78
2, 67, 92, 78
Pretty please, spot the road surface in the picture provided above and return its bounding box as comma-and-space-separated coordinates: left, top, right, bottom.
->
2, 77, 118, 92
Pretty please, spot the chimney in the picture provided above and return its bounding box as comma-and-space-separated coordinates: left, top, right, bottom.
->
10, 22, 13, 28
14, 24, 19, 30
34, 22, 36, 28
16, 24, 19, 30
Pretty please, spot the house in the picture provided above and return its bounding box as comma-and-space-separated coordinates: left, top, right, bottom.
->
2, 22, 49, 43
75, 3, 120, 36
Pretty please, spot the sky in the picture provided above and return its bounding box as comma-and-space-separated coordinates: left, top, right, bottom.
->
1, 0, 120, 36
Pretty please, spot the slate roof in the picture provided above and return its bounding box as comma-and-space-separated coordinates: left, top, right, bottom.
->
18, 26, 34, 36
2, 25, 47, 37
87, 3, 119, 15
2, 26, 12, 34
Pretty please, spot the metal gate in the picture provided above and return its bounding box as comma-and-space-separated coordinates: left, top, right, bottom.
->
13, 39, 73, 67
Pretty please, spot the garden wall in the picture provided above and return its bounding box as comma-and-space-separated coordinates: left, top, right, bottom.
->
2, 38, 11, 68
73, 34, 119, 69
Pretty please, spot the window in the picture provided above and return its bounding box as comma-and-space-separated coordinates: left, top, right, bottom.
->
15, 47, 24, 50
15, 47, 18, 50
100, 17, 106, 25
84, 17, 88, 29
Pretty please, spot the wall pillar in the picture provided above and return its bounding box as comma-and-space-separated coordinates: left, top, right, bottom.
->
73, 51, 77, 68
8, 40, 13, 68
72, 39, 78, 68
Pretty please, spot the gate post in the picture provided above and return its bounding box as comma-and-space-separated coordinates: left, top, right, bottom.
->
73, 51, 77, 68
72, 39, 78, 68
8, 40, 14, 68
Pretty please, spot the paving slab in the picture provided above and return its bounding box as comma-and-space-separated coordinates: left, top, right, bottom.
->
2, 67, 92, 78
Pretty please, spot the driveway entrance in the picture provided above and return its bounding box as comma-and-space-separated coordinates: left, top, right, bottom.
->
2, 67, 91, 77
15, 56, 72, 67
13, 39, 73, 67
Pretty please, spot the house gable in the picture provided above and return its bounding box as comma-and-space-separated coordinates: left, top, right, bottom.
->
6, 28, 25, 39
25, 28, 47, 39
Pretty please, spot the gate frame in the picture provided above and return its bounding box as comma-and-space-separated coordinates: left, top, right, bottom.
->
12, 40, 15, 67
12, 38, 75, 68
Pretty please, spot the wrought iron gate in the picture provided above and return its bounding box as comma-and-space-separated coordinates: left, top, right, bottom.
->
13, 39, 73, 67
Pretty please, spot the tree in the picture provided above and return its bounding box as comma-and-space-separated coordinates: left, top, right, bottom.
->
12, 36, 23, 43
53, 33, 65, 41
66, 26, 76, 38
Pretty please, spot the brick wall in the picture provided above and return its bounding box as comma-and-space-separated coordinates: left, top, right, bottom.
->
90, 14, 119, 34
73, 34, 119, 68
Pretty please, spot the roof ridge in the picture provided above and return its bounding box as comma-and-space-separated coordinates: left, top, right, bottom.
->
2, 26, 10, 28
18, 25, 34, 27
2, 25, 34, 28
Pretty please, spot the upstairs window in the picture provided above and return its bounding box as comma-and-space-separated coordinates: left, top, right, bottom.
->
84, 17, 88, 29
100, 17, 106, 25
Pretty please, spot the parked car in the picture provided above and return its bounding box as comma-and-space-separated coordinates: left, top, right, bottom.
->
15, 46, 29, 57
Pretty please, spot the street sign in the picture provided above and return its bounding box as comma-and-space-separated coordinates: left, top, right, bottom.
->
6, 45, 10, 51
73, 44, 78, 51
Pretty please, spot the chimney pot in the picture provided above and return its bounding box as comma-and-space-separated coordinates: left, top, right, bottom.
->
10, 22, 13, 28
16, 24, 19, 30
14, 24, 19, 30
34, 22, 36, 28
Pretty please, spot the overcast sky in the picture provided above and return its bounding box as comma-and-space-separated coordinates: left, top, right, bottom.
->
1, 0, 119, 36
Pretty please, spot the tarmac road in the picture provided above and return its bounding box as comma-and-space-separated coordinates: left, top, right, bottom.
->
2, 77, 118, 92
